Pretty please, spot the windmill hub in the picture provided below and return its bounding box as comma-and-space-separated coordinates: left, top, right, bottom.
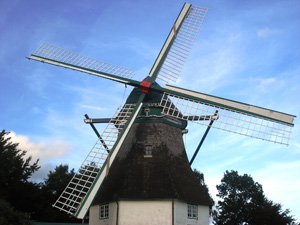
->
140, 80, 151, 95
126, 84, 188, 129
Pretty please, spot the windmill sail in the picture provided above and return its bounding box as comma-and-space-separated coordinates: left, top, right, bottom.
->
149, 4, 208, 83
158, 85, 295, 145
28, 42, 136, 84
53, 103, 137, 218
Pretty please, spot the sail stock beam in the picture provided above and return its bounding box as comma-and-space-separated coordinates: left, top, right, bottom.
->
53, 103, 138, 218
149, 4, 209, 84
156, 85, 295, 145
28, 42, 140, 87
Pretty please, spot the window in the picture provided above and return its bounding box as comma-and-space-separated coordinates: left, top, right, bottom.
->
99, 204, 109, 219
144, 145, 152, 157
187, 204, 198, 219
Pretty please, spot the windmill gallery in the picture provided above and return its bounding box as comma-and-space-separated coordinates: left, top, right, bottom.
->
28, 3, 295, 225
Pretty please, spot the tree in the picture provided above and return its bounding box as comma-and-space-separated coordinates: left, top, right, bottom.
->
0, 130, 40, 195
0, 199, 31, 225
193, 169, 215, 212
214, 170, 265, 224
0, 130, 85, 223
43, 164, 75, 197
249, 199, 297, 225
0, 130, 41, 219
193, 168, 205, 185
40, 164, 83, 223
213, 170, 297, 225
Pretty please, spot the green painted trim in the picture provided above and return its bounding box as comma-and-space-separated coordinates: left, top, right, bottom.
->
150, 85, 295, 127
136, 118, 184, 129
33, 223, 88, 225
75, 93, 146, 218
149, 3, 192, 83
29, 54, 141, 88
139, 107, 163, 117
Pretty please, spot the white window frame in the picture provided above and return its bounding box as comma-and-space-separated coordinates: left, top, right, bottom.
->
99, 204, 109, 219
144, 145, 153, 158
145, 145, 152, 155
187, 204, 198, 219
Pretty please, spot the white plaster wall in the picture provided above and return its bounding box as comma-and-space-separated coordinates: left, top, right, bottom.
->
197, 205, 210, 225
89, 200, 209, 225
118, 200, 172, 225
174, 200, 209, 225
89, 202, 117, 225
174, 200, 186, 225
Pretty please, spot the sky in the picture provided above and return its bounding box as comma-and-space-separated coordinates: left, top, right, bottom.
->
1, 0, 299, 221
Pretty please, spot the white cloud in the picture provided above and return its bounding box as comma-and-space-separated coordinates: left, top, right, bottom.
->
177, 32, 245, 94
31, 106, 42, 115
124, 36, 159, 61
7, 132, 72, 162
25, 68, 54, 99
80, 104, 110, 111
6, 131, 74, 182
217, 156, 244, 168
253, 160, 300, 216
257, 28, 274, 38
254, 160, 300, 179
251, 77, 277, 91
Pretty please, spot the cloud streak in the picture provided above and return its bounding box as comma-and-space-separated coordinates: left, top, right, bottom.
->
7, 131, 73, 181
7, 132, 72, 161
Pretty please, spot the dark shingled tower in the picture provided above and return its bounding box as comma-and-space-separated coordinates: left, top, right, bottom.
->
92, 83, 212, 207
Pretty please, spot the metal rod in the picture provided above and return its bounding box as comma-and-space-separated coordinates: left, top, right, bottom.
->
84, 118, 111, 123
189, 110, 218, 165
84, 114, 110, 153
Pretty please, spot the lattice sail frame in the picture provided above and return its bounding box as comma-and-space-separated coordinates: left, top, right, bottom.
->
150, 4, 209, 83
30, 42, 135, 79
159, 93, 293, 145
53, 104, 136, 216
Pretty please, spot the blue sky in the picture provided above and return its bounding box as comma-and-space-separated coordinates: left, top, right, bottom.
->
1, 0, 299, 221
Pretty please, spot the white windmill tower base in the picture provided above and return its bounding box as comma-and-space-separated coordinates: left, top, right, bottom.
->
89, 200, 210, 225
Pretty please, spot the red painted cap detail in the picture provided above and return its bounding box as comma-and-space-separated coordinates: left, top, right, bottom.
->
140, 81, 151, 94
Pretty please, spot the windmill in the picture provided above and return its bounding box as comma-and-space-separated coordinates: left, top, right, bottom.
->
28, 3, 295, 225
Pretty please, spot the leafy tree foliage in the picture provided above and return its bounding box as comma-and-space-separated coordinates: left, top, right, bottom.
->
40, 164, 82, 223
193, 169, 215, 210
0, 199, 31, 225
0, 130, 41, 220
0, 130, 40, 194
247, 198, 298, 225
213, 170, 297, 225
193, 168, 205, 185
0, 130, 84, 223
43, 164, 75, 197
